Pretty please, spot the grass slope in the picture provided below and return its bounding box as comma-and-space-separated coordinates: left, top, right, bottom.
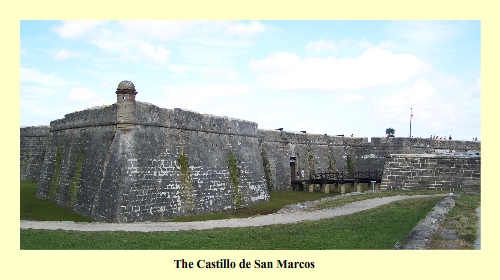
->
20, 180, 94, 222
20, 196, 444, 250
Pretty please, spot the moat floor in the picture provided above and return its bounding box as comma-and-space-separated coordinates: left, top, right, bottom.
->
20, 194, 447, 232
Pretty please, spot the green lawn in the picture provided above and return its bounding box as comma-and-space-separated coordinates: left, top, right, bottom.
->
21, 180, 458, 250
20, 196, 444, 250
20, 180, 94, 222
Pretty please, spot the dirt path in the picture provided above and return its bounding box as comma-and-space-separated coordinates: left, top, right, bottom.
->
20, 194, 447, 232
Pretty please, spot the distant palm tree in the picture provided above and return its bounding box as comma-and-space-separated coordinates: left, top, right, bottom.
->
385, 128, 395, 137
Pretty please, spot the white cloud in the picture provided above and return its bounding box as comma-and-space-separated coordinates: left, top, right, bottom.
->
430, 73, 462, 89
119, 20, 199, 41
273, 99, 297, 108
52, 20, 269, 67
64, 87, 116, 114
306, 39, 347, 53
371, 78, 479, 138
20, 68, 74, 87
358, 38, 374, 50
391, 21, 465, 46
155, 83, 253, 111
67, 88, 102, 102
249, 49, 432, 91
90, 35, 141, 56
258, 113, 277, 124
332, 94, 364, 104
160, 83, 252, 98
52, 20, 106, 39
374, 79, 438, 123
249, 51, 300, 74
54, 49, 71, 60
378, 40, 397, 50
53, 49, 79, 60
429, 73, 481, 98
138, 43, 170, 64
224, 21, 268, 37
117, 20, 269, 42
97, 81, 110, 88
20, 99, 61, 126
168, 65, 189, 78
199, 66, 240, 80
167, 65, 240, 80
90, 34, 173, 65
22, 86, 57, 96
307, 38, 396, 54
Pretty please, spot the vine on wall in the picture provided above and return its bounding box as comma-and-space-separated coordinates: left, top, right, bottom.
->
346, 154, 356, 173
40, 151, 45, 165
307, 150, 315, 177
68, 149, 83, 209
260, 149, 273, 191
228, 151, 243, 208
50, 146, 63, 200
177, 151, 194, 213
328, 153, 336, 173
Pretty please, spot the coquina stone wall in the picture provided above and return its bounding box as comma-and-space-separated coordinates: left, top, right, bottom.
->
258, 134, 481, 191
258, 130, 365, 191
34, 81, 269, 222
352, 137, 480, 172
379, 154, 481, 192
36, 104, 120, 221
20, 126, 50, 182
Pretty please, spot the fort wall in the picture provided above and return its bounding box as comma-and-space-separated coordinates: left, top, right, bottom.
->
20, 126, 50, 182
353, 137, 480, 171
33, 81, 269, 222
258, 133, 481, 191
115, 107, 267, 222
258, 130, 366, 190
380, 154, 481, 193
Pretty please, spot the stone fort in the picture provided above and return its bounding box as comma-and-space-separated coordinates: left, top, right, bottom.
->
20, 81, 481, 222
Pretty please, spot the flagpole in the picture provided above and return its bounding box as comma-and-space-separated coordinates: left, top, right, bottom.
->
410, 108, 412, 137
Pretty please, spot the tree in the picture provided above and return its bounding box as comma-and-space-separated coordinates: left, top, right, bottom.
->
385, 128, 395, 137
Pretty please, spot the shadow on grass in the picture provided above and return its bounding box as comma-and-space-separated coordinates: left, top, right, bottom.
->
20, 180, 94, 222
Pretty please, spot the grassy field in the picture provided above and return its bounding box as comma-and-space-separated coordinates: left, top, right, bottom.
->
21, 180, 478, 250
20, 196, 444, 250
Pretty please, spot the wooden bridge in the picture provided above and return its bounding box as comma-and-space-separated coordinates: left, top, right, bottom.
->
291, 170, 383, 193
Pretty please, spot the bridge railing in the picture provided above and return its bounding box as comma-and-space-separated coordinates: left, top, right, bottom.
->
308, 170, 383, 182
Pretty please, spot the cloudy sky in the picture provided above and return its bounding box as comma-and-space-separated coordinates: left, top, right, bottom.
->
20, 20, 480, 140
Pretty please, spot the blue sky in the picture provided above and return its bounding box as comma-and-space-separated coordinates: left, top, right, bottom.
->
20, 20, 480, 140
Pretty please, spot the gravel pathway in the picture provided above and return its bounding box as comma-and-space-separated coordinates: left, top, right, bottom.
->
20, 194, 448, 233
